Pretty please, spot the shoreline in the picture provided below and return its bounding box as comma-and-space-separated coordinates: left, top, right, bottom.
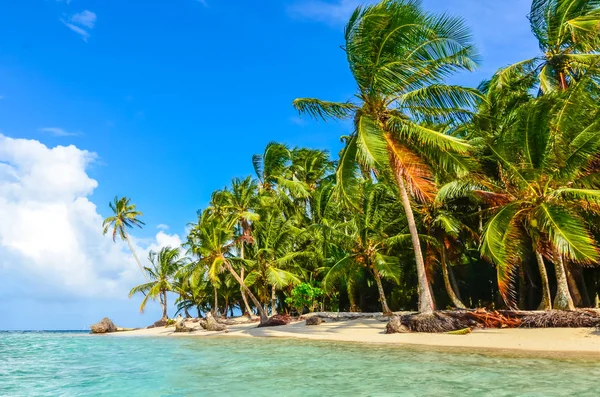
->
109, 317, 600, 357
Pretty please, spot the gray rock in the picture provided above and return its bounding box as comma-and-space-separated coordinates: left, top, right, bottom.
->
90, 318, 118, 334
305, 316, 323, 326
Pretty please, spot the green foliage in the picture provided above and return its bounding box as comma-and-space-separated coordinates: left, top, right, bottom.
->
119, 0, 600, 317
285, 283, 324, 315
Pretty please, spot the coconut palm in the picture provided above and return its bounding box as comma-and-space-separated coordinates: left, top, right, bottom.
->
323, 182, 406, 314
192, 213, 269, 323
479, 89, 600, 310
220, 176, 260, 318
129, 246, 187, 320
293, 0, 479, 313
500, 0, 600, 92
102, 196, 149, 282
246, 209, 303, 315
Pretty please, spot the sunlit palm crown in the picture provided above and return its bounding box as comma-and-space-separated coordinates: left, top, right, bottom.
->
102, 196, 145, 241
294, 0, 481, 206
499, 0, 600, 92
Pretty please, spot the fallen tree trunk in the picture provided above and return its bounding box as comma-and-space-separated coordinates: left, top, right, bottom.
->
387, 309, 600, 333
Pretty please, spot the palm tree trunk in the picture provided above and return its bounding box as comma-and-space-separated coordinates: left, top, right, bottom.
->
397, 177, 435, 313
224, 261, 269, 323
213, 285, 219, 316
271, 285, 278, 316
565, 263, 583, 307
224, 298, 229, 319
535, 250, 552, 310
441, 245, 466, 309
184, 307, 191, 318
125, 235, 150, 282
552, 249, 575, 310
372, 267, 392, 315
239, 244, 254, 318
576, 268, 592, 307
518, 265, 526, 309
161, 290, 168, 320
347, 281, 358, 312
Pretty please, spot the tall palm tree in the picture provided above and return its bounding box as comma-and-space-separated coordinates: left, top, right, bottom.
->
293, 0, 479, 313
129, 246, 187, 320
479, 90, 600, 310
501, 0, 600, 92
221, 176, 260, 318
246, 209, 302, 315
102, 196, 149, 282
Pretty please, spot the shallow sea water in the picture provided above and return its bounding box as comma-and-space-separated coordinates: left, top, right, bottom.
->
1, 331, 599, 396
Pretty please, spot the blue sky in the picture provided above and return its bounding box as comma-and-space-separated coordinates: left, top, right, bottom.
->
0, 0, 539, 330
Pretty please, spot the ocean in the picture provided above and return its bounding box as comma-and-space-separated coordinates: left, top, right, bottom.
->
1, 331, 599, 396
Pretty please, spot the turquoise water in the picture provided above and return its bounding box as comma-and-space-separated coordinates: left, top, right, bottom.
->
1, 332, 600, 396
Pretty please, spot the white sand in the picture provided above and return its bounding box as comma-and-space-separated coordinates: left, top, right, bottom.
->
110, 318, 600, 355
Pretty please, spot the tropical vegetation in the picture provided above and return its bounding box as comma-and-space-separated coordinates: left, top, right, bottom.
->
115, 0, 600, 324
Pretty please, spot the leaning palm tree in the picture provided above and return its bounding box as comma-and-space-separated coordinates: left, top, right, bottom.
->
193, 213, 269, 324
222, 176, 260, 317
129, 246, 187, 321
102, 196, 149, 281
246, 209, 303, 315
479, 90, 600, 310
293, 0, 479, 313
500, 0, 600, 92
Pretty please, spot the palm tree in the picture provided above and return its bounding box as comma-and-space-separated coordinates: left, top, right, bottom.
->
246, 209, 302, 315
102, 196, 149, 282
129, 246, 187, 321
323, 182, 405, 314
500, 0, 600, 92
221, 176, 260, 318
293, 0, 479, 313
192, 213, 269, 323
479, 90, 600, 310
421, 196, 472, 309
253, 142, 291, 192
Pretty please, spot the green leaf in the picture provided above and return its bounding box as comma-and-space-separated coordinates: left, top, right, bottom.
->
536, 204, 599, 263
293, 98, 356, 121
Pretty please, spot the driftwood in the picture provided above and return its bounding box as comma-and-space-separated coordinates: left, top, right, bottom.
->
305, 317, 323, 326
257, 314, 293, 328
303, 312, 410, 322
386, 309, 600, 333
200, 313, 228, 332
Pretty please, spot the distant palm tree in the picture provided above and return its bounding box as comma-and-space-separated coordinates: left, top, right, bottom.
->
500, 0, 600, 92
129, 246, 187, 320
223, 177, 260, 317
294, 0, 479, 313
194, 214, 270, 324
102, 196, 149, 281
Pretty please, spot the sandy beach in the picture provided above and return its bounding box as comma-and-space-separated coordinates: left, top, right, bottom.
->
110, 317, 600, 356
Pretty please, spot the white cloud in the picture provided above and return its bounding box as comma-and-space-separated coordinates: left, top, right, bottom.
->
287, 0, 370, 24
39, 127, 79, 137
61, 10, 96, 41
156, 224, 170, 230
0, 135, 181, 302
70, 10, 96, 28
61, 20, 90, 41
